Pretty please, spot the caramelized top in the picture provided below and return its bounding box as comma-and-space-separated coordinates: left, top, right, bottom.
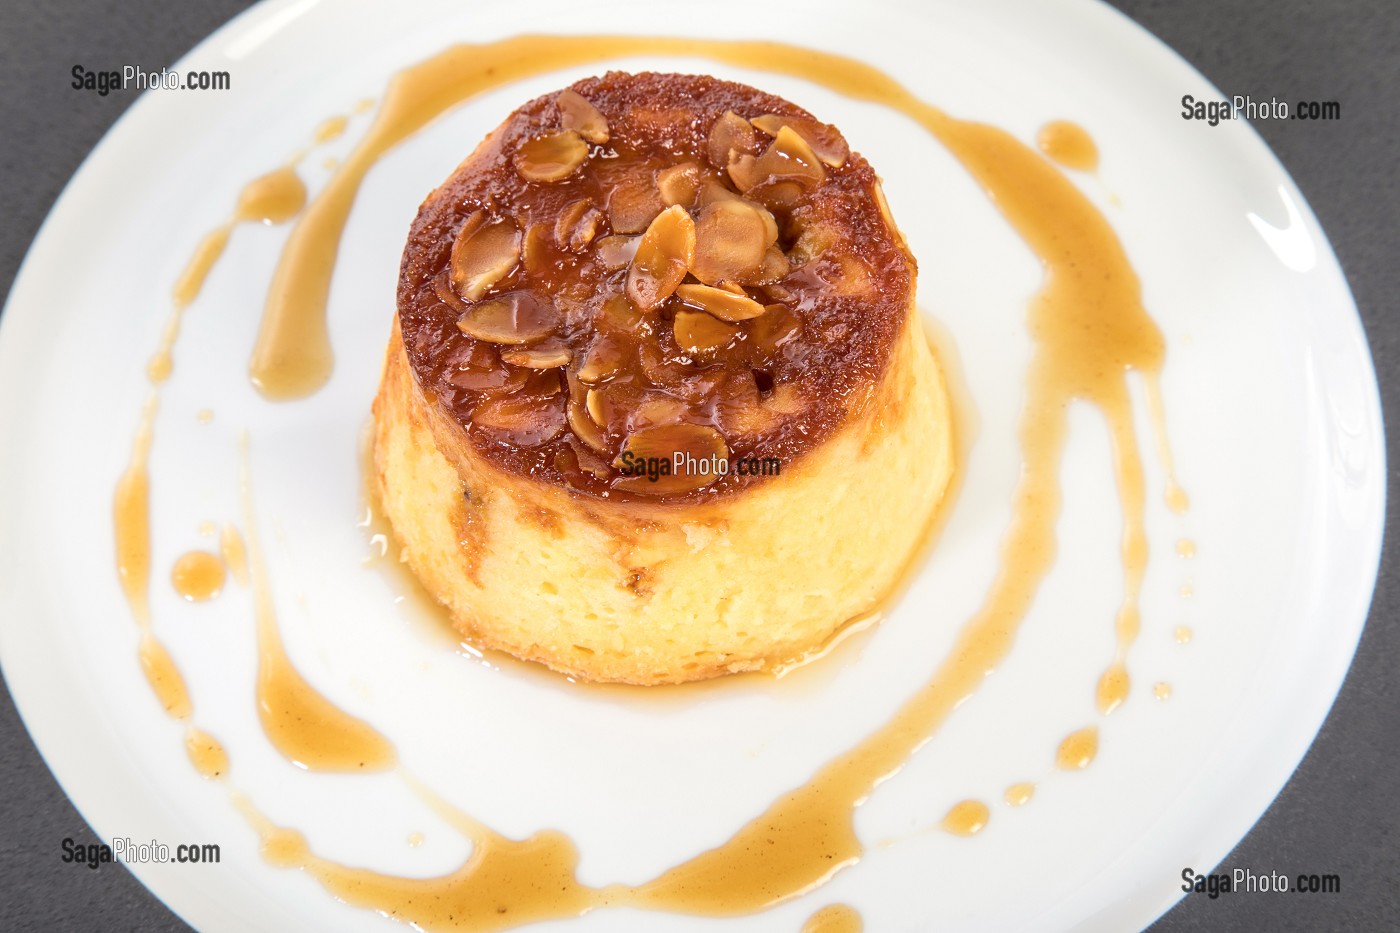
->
397, 72, 912, 500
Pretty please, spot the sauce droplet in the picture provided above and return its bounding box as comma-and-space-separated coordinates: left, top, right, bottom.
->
185, 728, 229, 778
1153, 682, 1173, 701
1004, 782, 1036, 807
803, 903, 863, 933
196, 409, 214, 425
171, 550, 225, 602
407, 832, 425, 848
1036, 120, 1099, 172
1176, 538, 1196, 558
314, 114, 349, 144
1174, 625, 1194, 645
1095, 661, 1130, 715
940, 799, 990, 837
1056, 727, 1099, 771
1179, 582, 1194, 598
236, 166, 307, 225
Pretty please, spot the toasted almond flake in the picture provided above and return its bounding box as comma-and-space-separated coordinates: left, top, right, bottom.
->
450, 215, 520, 300
607, 181, 664, 235
556, 89, 609, 144
764, 125, 826, 183
691, 200, 767, 285
595, 293, 643, 332
747, 303, 803, 355
520, 223, 555, 278
432, 270, 467, 311
502, 346, 572, 368
471, 393, 565, 446
732, 126, 826, 198
613, 424, 730, 495
656, 161, 704, 208
675, 283, 766, 322
706, 111, 755, 169
748, 247, 792, 285
585, 388, 606, 426
455, 291, 557, 344
626, 205, 695, 311
566, 373, 609, 452
696, 178, 745, 207
554, 199, 603, 253
726, 152, 763, 193
594, 235, 640, 271
515, 130, 589, 183
750, 114, 849, 167
576, 336, 625, 383
673, 309, 740, 356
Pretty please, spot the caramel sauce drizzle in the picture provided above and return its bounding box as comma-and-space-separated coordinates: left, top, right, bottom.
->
239, 443, 396, 772
1037, 120, 1099, 172
802, 903, 864, 933
115, 34, 1190, 931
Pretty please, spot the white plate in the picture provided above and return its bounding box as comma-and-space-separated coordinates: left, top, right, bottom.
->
0, 0, 1383, 930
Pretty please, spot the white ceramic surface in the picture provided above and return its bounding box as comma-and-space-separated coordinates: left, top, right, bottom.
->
0, 0, 1383, 930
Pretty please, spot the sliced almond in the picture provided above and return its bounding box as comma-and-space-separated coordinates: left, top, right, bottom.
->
696, 178, 745, 207
502, 346, 572, 369
612, 424, 730, 495
633, 393, 690, 428
556, 89, 609, 144
585, 388, 606, 426
729, 125, 826, 197
762, 125, 826, 185
744, 179, 805, 212
520, 223, 555, 279
656, 162, 704, 208
455, 291, 557, 345
450, 215, 520, 301
575, 335, 625, 383
691, 200, 767, 285
750, 114, 849, 167
594, 235, 639, 271
726, 152, 764, 194
554, 199, 603, 253
675, 283, 766, 322
626, 205, 695, 312
747, 246, 791, 285
432, 270, 467, 311
471, 393, 565, 446
706, 111, 755, 169
595, 293, 644, 332
607, 181, 664, 234
515, 130, 589, 183
565, 372, 609, 452
746, 302, 803, 356
673, 309, 740, 356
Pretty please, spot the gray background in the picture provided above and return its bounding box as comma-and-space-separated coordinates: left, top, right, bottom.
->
0, 0, 1395, 929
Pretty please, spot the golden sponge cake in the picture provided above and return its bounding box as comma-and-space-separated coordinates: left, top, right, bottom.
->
373, 72, 953, 684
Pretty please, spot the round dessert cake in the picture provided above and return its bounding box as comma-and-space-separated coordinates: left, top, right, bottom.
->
373, 72, 954, 684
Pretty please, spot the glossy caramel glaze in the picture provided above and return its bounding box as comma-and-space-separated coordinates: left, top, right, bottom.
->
397, 72, 911, 501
